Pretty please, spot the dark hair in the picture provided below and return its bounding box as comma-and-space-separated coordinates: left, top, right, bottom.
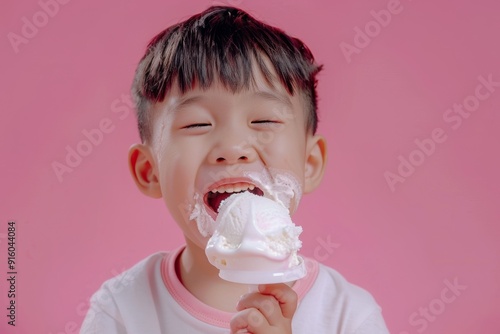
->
131, 6, 323, 142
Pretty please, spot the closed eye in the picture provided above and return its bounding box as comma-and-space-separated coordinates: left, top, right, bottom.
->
251, 120, 281, 124
183, 123, 212, 129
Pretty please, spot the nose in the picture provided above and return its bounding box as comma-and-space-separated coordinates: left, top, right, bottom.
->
208, 130, 257, 165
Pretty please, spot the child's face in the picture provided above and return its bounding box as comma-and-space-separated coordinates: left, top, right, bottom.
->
131, 69, 326, 249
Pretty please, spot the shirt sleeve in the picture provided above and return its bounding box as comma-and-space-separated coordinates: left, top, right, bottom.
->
80, 287, 127, 334
354, 309, 390, 334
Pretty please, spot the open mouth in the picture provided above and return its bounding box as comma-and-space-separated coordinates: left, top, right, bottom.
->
205, 182, 264, 215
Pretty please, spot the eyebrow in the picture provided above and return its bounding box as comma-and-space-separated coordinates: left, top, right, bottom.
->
169, 90, 293, 113
170, 95, 205, 113
252, 91, 293, 109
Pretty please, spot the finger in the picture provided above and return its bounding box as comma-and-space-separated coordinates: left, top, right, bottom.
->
258, 283, 298, 319
236, 292, 282, 325
230, 307, 269, 334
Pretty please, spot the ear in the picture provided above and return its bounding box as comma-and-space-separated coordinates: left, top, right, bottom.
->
128, 143, 162, 198
304, 135, 327, 193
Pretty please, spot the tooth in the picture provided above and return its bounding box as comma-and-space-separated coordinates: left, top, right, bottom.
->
210, 182, 258, 194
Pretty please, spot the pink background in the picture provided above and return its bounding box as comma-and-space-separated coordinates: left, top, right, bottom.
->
1, 0, 499, 333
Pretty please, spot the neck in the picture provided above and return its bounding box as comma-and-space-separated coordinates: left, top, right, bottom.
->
177, 238, 250, 312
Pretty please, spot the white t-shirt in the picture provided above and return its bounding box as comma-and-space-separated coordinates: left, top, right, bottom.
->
80, 247, 389, 333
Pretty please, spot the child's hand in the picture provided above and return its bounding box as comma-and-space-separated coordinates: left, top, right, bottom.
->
230, 283, 298, 334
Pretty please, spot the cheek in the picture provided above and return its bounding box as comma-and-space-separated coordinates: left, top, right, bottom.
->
160, 137, 204, 186
262, 130, 306, 170
160, 150, 197, 218
160, 150, 211, 248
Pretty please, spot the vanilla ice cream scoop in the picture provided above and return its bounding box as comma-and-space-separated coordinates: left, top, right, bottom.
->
205, 191, 306, 284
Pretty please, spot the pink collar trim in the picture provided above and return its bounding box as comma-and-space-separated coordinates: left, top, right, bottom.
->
161, 245, 319, 328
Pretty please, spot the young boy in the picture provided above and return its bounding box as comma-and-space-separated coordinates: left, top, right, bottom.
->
81, 6, 389, 334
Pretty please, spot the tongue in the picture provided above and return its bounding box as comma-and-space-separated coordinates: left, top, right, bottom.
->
207, 192, 234, 213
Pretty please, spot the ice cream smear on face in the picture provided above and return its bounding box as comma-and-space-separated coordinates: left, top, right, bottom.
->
204, 181, 306, 284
